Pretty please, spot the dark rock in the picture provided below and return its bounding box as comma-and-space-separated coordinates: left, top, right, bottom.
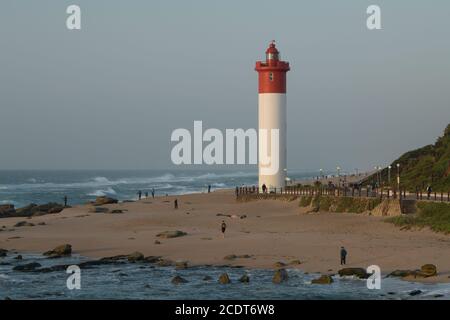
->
171, 275, 188, 285
43, 244, 72, 258
290, 260, 302, 265
387, 270, 416, 278
93, 196, 118, 206
434, 294, 444, 298
409, 290, 422, 296
0, 248, 7, 257
14, 255, 22, 260
203, 275, 212, 281
419, 264, 437, 277
175, 261, 188, 269
13, 262, 41, 272
218, 273, 231, 284
144, 256, 161, 263
311, 275, 333, 284
14, 221, 34, 227
239, 274, 250, 283
110, 209, 123, 214
12, 203, 64, 218
224, 254, 237, 260
156, 230, 187, 239
127, 252, 144, 262
156, 259, 173, 267
0, 204, 16, 218
37, 222, 46, 226
338, 268, 369, 279
272, 269, 288, 284
154, 240, 161, 245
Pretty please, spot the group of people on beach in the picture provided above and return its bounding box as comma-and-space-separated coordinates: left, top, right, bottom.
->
137, 188, 156, 200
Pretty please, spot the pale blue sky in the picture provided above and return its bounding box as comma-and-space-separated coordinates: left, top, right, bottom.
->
1, 1, 449, 172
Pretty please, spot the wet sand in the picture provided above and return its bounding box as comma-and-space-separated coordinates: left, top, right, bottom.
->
1, 190, 449, 283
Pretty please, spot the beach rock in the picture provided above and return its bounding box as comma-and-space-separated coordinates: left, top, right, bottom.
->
311, 275, 334, 285
43, 244, 72, 258
154, 240, 161, 245
171, 275, 188, 285
37, 222, 46, 226
218, 273, 231, 284
6, 203, 64, 218
338, 268, 369, 279
419, 264, 437, 277
110, 209, 123, 214
274, 261, 286, 268
272, 269, 288, 284
175, 261, 188, 270
156, 230, 187, 239
0, 248, 8, 257
224, 254, 237, 260
14, 255, 23, 260
239, 274, 250, 283
203, 275, 212, 281
388, 270, 415, 278
156, 259, 173, 267
409, 290, 422, 296
14, 221, 35, 227
0, 204, 16, 218
93, 196, 118, 206
144, 256, 160, 263
238, 254, 252, 259
127, 252, 144, 262
88, 207, 109, 213
13, 262, 41, 272
290, 260, 302, 265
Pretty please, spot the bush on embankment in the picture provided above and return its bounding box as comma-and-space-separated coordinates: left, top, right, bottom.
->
299, 195, 382, 214
386, 201, 450, 234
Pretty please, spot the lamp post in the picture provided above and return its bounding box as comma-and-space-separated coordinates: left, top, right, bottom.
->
388, 165, 392, 188
337, 166, 341, 187
319, 168, 323, 180
396, 163, 400, 194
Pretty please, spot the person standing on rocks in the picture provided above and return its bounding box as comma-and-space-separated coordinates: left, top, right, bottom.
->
340, 246, 347, 265
174, 199, 178, 209
221, 220, 227, 238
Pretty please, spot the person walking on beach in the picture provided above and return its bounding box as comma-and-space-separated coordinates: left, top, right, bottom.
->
151, 188, 155, 198
145, 191, 148, 198
174, 199, 178, 209
137, 190, 142, 200
221, 220, 227, 238
340, 246, 347, 265
262, 184, 267, 194
208, 185, 211, 193
427, 185, 432, 200
63, 195, 68, 207
235, 186, 239, 198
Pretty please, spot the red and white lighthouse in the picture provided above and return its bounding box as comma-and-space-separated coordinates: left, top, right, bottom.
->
255, 41, 290, 191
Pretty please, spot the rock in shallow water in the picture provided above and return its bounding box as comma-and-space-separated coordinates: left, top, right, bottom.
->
171, 276, 188, 285
219, 273, 231, 284
239, 274, 250, 283
13, 262, 41, 272
272, 269, 288, 284
311, 275, 333, 285
43, 244, 72, 258
338, 268, 369, 279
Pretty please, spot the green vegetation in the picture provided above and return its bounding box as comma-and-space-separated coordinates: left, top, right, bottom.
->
299, 195, 382, 213
366, 123, 450, 191
386, 201, 450, 234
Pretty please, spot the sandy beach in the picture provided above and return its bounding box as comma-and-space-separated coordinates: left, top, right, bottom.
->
1, 190, 449, 283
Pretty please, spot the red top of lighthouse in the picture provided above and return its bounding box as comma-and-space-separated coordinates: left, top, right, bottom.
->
255, 41, 290, 94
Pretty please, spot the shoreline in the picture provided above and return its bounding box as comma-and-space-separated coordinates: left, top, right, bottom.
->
1, 190, 449, 284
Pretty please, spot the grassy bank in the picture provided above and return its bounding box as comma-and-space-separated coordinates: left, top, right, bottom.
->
386, 201, 450, 234
299, 195, 382, 213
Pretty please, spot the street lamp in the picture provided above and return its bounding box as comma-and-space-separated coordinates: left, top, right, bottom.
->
396, 163, 400, 192
336, 166, 341, 187
388, 165, 392, 187
319, 168, 323, 179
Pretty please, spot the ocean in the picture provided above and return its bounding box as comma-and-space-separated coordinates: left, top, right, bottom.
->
0, 253, 449, 300
0, 169, 317, 208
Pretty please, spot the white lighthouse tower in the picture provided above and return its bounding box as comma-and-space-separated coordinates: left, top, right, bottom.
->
255, 41, 290, 192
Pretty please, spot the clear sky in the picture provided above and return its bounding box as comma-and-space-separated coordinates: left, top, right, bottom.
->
1, 0, 449, 173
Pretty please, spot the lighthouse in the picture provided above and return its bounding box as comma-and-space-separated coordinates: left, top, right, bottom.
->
255, 41, 290, 192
